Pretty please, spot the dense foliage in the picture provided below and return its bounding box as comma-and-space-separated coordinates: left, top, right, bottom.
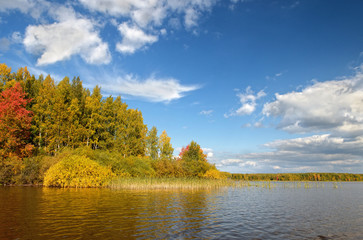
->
0, 63, 221, 186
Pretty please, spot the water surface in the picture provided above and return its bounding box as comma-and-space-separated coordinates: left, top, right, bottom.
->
1, 182, 362, 239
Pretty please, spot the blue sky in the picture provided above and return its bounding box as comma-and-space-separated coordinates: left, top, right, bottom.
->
1, 0, 363, 173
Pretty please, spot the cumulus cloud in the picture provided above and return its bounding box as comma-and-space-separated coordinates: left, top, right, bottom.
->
23, 7, 111, 65
5, 0, 221, 64
248, 134, 362, 172
263, 67, 363, 137
100, 74, 200, 102
225, 86, 266, 117
116, 22, 158, 54
79, 0, 216, 29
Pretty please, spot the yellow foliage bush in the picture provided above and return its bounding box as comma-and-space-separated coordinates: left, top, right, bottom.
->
44, 155, 115, 188
203, 168, 226, 180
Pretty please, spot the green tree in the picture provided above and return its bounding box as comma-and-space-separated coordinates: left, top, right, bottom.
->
146, 126, 159, 160
179, 141, 211, 177
123, 109, 147, 156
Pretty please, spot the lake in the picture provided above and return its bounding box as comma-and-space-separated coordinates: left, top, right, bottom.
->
0, 182, 362, 239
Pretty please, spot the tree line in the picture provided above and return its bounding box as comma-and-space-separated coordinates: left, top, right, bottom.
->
231, 173, 363, 181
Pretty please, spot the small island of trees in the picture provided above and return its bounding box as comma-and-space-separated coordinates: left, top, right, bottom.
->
0, 63, 224, 187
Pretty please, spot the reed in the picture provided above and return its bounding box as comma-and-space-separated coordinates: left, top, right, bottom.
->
108, 178, 341, 190
108, 177, 249, 190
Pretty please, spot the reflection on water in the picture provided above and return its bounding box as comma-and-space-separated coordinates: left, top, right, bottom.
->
0, 182, 362, 239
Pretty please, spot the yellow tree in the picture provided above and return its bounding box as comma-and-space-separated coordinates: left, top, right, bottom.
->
0, 63, 13, 92
84, 86, 102, 149
159, 130, 174, 159
51, 77, 72, 151
32, 75, 56, 153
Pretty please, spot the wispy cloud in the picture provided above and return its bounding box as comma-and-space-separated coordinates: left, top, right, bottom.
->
265, 71, 285, 81
100, 74, 200, 103
200, 110, 213, 116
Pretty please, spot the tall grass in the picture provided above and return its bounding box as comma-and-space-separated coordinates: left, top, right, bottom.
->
108, 178, 340, 190
108, 177, 249, 190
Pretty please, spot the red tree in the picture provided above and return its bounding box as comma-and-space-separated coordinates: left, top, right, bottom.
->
0, 83, 33, 160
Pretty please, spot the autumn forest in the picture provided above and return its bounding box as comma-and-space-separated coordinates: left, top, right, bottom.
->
0, 63, 224, 187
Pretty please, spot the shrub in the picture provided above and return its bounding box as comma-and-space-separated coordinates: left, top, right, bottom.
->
20, 155, 60, 184
43, 155, 114, 188
203, 168, 226, 179
152, 157, 181, 177
118, 156, 155, 177
0, 156, 23, 184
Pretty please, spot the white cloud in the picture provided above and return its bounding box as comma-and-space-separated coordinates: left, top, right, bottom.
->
0, 0, 34, 14
23, 7, 111, 65
0, 0, 48, 19
100, 74, 200, 102
116, 22, 158, 54
79, 0, 216, 28
220, 158, 257, 169
263, 66, 363, 137
184, 7, 199, 29
225, 86, 266, 117
200, 110, 213, 116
